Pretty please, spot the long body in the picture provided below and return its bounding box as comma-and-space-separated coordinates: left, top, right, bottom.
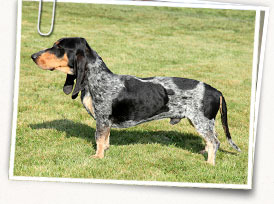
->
82, 60, 213, 129
31, 37, 241, 165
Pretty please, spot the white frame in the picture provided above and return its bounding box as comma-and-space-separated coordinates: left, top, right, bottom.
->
9, 0, 269, 190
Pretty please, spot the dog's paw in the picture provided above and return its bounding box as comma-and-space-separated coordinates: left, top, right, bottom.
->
207, 160, 216, 166
91, 154, 104, 159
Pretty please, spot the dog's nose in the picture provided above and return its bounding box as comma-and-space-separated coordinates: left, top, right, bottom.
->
31, 53, 38, 61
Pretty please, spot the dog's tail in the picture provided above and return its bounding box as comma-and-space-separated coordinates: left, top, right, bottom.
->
219, 95, 241, 152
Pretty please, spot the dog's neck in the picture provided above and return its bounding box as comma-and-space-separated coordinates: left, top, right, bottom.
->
87, 56, 113, 76
87, 57, 112, 75
85, 56, 122, 115
86, 56, 117, 91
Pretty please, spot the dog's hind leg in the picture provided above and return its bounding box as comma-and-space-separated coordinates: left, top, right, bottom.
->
206, 135, 220, 165
190, 117, 220, 165
202, 131, 220, 165
200, 127, 219, 154
200, 139, 209, 155
187, 118, 210, 154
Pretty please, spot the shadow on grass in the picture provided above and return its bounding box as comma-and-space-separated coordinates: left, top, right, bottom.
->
29, 119, 230, 155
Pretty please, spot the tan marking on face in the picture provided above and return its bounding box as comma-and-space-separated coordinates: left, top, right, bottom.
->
54, 40, 60, 45
83, 94, 95, 116
36, 52, 72, 74
55, 66, 73, 74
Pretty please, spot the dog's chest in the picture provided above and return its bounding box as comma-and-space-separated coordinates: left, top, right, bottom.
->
81, 89, 95, 119
85, 72, 124, 118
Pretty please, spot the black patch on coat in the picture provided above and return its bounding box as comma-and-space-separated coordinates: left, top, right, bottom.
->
140, 77, 174, 95
172, 77, 199, 90
202, 84, 222, 120
166, 89, 175, 95
111, 77, 170, 124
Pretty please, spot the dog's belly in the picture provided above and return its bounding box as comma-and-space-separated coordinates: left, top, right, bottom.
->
82, 75, 208, 129
110, 77, 203, 128
111, 99, 187, 129
111, 112, 178, 128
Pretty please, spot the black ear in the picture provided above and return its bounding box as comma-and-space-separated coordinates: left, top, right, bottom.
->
71, 49, 87, 99
63, 74, 76, 95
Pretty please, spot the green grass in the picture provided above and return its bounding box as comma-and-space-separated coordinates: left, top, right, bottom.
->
13, 1, 255, 184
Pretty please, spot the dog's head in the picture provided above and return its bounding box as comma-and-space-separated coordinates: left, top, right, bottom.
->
31, 37, 95, 99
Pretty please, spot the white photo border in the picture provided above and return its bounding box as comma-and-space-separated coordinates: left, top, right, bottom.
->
9, 0, 270, 190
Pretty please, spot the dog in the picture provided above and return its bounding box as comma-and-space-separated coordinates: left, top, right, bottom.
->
31, 37, 241, 165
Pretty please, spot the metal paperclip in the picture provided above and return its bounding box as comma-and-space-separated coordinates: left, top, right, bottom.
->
37, 0, 56, 36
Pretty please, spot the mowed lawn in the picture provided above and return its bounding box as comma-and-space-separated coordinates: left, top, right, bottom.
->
13, 1, 255, 184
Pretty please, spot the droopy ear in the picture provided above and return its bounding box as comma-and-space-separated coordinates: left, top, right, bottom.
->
71, 49, 87, 99
63, 74, 76, 95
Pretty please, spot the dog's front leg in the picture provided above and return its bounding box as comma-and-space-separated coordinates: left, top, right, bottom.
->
92, 123, 111, 159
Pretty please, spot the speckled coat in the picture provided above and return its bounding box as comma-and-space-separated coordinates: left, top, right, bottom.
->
31, 37, 241, 165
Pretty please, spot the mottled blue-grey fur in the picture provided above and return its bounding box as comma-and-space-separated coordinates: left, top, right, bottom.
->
80, 56, 239, 165
31, 37, 240, 165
